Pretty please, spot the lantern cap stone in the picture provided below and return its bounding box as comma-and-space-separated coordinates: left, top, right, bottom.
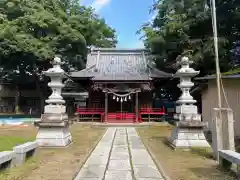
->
180, 56, 193, 65
52, 56, 62, 65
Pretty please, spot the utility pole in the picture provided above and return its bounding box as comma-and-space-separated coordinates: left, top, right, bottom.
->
210, 0, 222, 109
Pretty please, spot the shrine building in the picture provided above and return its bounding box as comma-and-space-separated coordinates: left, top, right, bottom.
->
66, 48, 173, 123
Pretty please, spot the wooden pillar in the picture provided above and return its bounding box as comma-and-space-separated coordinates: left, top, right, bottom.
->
104, 92, 108, 122
135, 92, 139, 122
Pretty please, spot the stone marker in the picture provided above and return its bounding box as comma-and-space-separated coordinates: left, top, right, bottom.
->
35, 56, 72, 147
168, 56, 210, 148
212, 108, 235, 160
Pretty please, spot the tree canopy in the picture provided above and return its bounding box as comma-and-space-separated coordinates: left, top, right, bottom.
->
141, 0, 240, 76
0, 0, 117, 113
0, 0, 117, 70
0, 0, 117, 84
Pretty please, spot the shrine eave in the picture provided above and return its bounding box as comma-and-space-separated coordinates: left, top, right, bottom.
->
69, 68, 173, 80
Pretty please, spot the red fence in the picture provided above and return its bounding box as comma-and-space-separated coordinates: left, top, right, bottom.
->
75, 107, 166, 122
139, 107, 166, 115
76, 108, 104, 114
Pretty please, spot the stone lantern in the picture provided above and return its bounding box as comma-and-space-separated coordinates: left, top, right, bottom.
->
35, 56, 72, 147
168, 56, 210, 148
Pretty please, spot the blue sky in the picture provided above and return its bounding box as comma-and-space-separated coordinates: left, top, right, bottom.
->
81, 0, 156, 48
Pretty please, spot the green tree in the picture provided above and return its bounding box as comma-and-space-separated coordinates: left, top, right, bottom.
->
141, 0, 240, 76
139, 0, 240, 101
0, 0, 117, 113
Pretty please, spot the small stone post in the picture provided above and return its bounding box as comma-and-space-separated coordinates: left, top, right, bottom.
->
35, 56, 72, 147
212, 108, 235, 160
168, 56, 210, 148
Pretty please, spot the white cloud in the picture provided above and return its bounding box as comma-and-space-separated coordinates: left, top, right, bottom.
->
91, 0, 111, 12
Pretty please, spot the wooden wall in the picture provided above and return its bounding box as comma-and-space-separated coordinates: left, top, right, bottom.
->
202, 79, 240, 137
88, 91, 105, 108
139, 91, 153, 108
88, 90, 153, 111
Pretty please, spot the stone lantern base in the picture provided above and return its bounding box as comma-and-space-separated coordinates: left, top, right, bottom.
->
35, 113, 72, 147
168, 121, 210, 149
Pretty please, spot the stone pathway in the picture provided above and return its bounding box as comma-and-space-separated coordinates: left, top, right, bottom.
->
74, 127, 164, 180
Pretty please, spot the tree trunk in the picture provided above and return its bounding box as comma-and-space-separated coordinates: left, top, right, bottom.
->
35, 77, 45, 114
15, 85, 20, 114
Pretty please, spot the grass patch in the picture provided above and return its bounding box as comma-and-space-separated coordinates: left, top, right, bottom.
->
137, 125, 236, 180
0, 123, 106, 180
0, 125, 36, 151
222, 67, 240, 75
190, 147, 214, 159
0, 136, 35, 151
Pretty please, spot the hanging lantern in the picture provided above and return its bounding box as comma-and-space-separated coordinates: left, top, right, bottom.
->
116, 97, 119, 102
120, 98, 123, 102
128, 95, 131, 100
124, 97, 127, 101
113, 95, 115, 100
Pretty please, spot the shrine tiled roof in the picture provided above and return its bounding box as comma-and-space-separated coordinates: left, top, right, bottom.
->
70, 48, 172, 81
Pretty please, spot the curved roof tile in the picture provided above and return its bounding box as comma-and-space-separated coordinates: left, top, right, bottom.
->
70, 48, 172, 80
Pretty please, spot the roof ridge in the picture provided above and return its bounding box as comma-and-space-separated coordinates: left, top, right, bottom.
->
90, 48, 147, 52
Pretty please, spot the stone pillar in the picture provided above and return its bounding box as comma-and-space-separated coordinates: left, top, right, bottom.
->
212, 108, 235, 160
135, 92, 139, 123
34, 57, 72, 147
168, 56, 210, 149
104, 92, 108, 122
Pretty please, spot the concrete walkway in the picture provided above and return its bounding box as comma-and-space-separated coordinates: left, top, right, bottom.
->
74, 127, 164, 180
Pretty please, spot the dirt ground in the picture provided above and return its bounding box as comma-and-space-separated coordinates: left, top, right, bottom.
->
0, 124, 105, 180
0, 125, 37, 137
137, 125, 236, 180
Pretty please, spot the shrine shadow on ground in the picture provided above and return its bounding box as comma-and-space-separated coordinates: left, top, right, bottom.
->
150, 136, 172, 149
166, 119, 177, 125
190, 147, 214, 159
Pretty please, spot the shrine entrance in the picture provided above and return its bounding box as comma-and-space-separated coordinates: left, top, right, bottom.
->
108, 94, 134, 113
103, 88, 140, 123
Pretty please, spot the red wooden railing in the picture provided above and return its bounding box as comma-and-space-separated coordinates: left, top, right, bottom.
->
136, 107, 166, 122
107, 113, 136, 123
75, 107, 105, 122
75, 107, 166, 122
139, 107, 166, 115
107, 113, 136, 119
76, 108, 104, 114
